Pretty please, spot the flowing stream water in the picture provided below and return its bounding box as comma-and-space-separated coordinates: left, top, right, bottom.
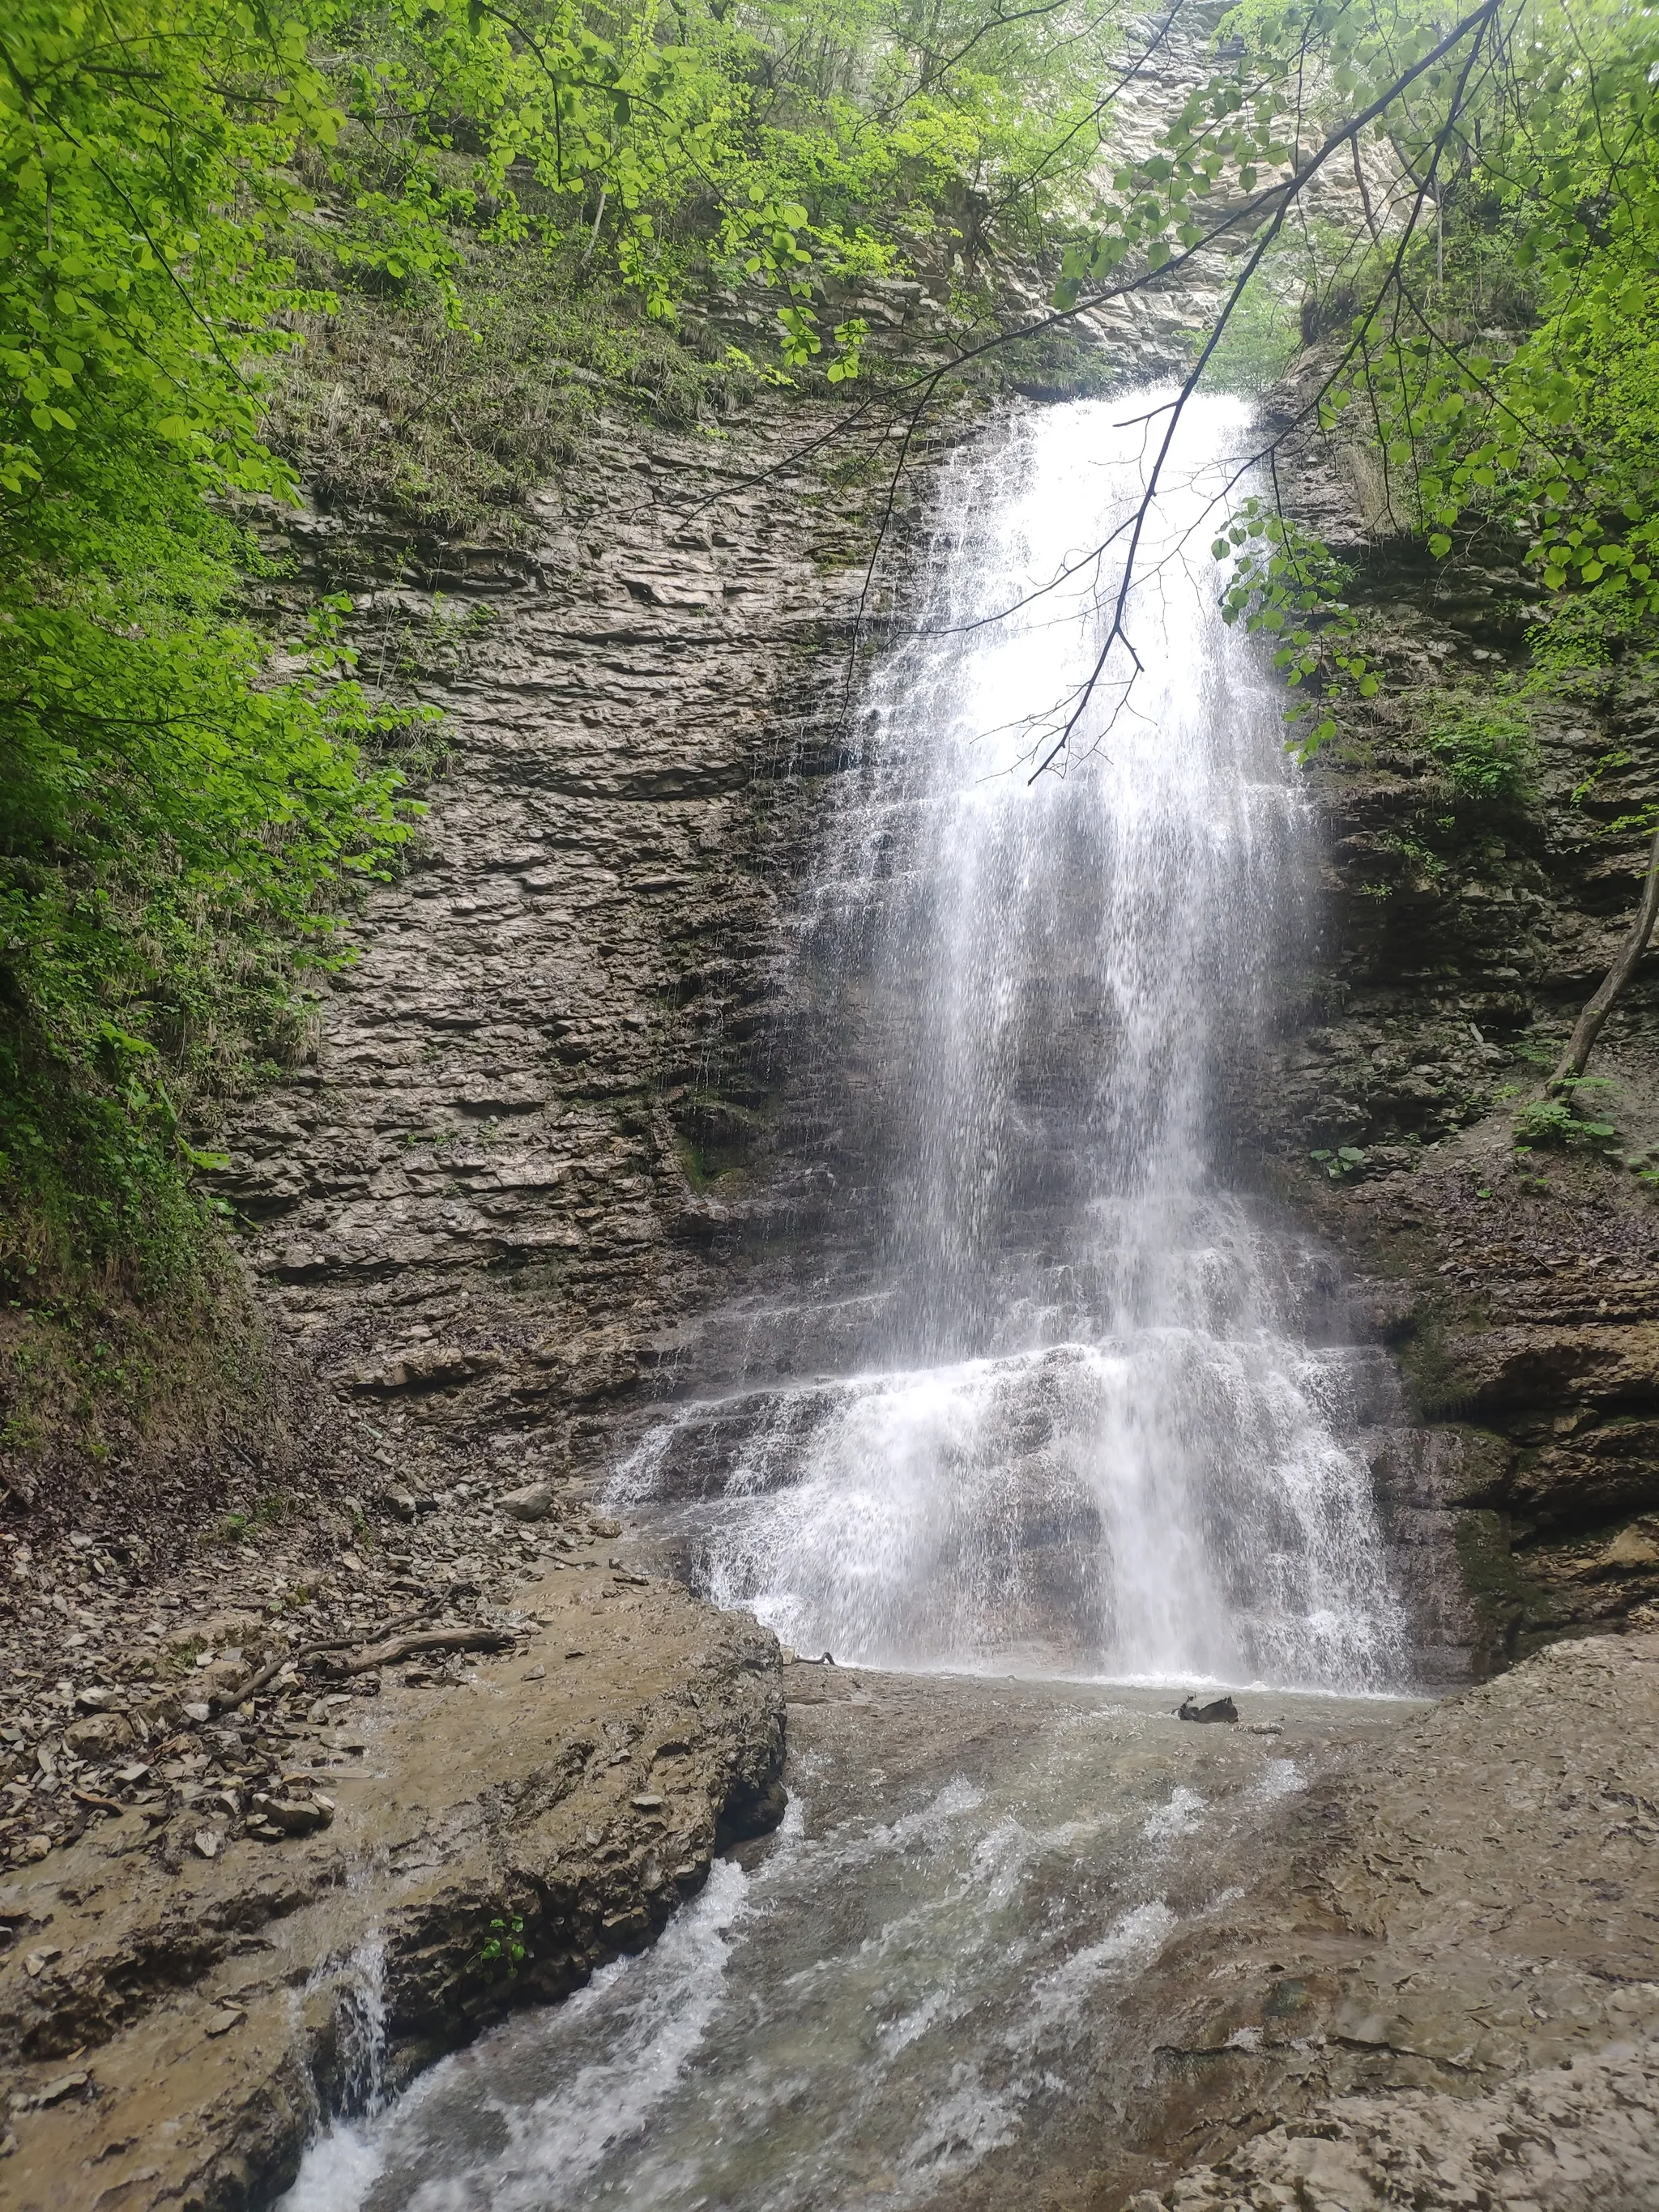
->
284, 393, 1418, 2211
285, 1675, 1414, 2212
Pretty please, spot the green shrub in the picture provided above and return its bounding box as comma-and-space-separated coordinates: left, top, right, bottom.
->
1512, 1078, 1618, 1153
1420, 697, 1538, 806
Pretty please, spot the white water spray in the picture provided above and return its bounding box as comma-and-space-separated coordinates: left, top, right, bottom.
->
622, 390, 1404, 1691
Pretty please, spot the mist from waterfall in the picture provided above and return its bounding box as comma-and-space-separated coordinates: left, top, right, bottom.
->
621, 391, 1406, 1693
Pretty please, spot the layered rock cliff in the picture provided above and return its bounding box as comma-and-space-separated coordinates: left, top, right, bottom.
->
226, 408, 859, 1495
1257, 420, 1659, 1664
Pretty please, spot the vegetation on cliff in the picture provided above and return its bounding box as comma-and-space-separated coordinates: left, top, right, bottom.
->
0, 0, 1128, 1432
4, 0, 1659, 1473
1017, 0, 1659, 732
1026, 0, 1659, 1082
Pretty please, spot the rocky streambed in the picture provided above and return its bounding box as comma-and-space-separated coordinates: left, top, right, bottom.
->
11, 1607, 1653, 2212
1, 1525, 784, 2211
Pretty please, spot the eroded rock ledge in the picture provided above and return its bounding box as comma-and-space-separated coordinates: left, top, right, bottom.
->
0, 1566, 783, 2212
1107, 1630, 1659, 2210
227, 403, 878, 1502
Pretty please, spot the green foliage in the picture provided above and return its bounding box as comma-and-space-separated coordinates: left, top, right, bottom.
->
2, 0, 1133, 1310
1050, 0, 1659, 736
267, 250, 725, 533
215, 1494, 296, 1545
1310, 1144, 1368, 1179
298, 0, 1135, 376
1216, 501, 1375, 752
1201, 271, 1303, 394
0, 0, 435, 1293
1419, 696, 1536, 805
476, 1913, 528, 1977
1512, 1076, 1619, 1153
0, 551, 429, 1286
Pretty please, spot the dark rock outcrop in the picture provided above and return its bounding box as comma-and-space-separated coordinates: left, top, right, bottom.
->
222, 405, 890, 1510
1252, 407, 1659, 1661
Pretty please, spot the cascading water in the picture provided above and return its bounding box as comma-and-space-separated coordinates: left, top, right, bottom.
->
621, 390, 1406, 1692
280, 390, 1423, 2212
282, 1677, 1420, 2212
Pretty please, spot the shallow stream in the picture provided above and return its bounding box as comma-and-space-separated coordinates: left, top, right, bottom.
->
287, 1673, 1415, 2212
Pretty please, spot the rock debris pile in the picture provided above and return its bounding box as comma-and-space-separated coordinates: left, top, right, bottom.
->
0, 1496, 785, 2212
0, 1480, 625, 1870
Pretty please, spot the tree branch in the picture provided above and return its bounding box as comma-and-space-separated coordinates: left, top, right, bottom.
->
1550, 824, 1659, 1089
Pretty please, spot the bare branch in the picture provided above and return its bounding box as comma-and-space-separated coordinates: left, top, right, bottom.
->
1023, 0, 1501, 777
1551, 826, 1659, 1089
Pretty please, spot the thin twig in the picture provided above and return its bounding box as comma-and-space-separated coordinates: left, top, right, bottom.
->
318, 1626, 518, 1678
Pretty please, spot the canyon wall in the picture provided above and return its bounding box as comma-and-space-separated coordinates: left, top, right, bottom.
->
218, 403, 879, 1520
1259, 393, 1659, 1667
209, 341, 1659, 1680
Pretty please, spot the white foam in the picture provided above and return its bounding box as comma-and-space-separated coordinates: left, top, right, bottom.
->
1142, 1786, 1207, 1843
1017, 1899, 1178, 2035
284, 1860, 753, 2212
1252, 1757, 1307, 1800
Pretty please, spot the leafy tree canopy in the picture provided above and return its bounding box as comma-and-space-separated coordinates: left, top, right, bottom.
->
0, 0, 1130, 1286
1038, 0, 1659, 748
8, 0, 1659, 1292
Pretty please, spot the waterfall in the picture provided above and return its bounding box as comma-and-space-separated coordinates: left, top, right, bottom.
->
313, 1933, 390, 2122
623, 390, 1405, 1693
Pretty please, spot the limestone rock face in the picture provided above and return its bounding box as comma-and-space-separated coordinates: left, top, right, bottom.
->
0, 409, 827, 2210
1111, 1631, 1659, 2212
1244, 404, 1659, 1656
220, 410, 870, 1502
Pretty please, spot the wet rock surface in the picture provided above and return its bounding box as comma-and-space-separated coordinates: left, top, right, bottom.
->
228, 1632, 1658, 2212
999, 1631, 1659, 2210
1130, 2039, 1659, 2212
0, 1550, 783, 2211
1252, 394, 1659, 1657
903, 1639, 1653, 2212
1303, 1133, 1659, 1664
275, 1663, 1420, 2212
228, 404, 870, 1496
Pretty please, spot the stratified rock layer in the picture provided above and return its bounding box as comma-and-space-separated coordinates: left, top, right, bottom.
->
1254, 381, 1659, 1653
1103, 1630, 1659, 2210
0, 1566, 783, 2212
225, 406, 874, 1503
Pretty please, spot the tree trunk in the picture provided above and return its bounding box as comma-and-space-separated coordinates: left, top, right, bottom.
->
1550, 822, 1659, 1089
